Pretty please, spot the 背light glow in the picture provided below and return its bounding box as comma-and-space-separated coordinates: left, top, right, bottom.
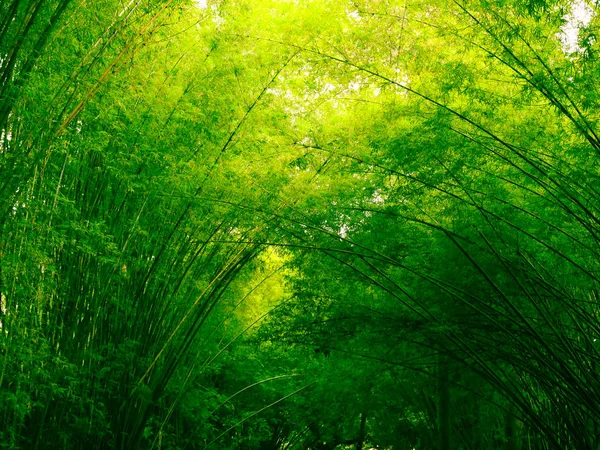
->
559, 0, 594, 53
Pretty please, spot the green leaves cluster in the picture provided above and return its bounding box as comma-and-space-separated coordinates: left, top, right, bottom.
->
2, 0, 600, 449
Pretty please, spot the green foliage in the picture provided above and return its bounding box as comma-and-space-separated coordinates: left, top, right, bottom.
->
2, 0, 600, 449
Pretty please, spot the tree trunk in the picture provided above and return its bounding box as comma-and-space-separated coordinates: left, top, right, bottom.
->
504, 406, 520, 450
438, 353, 450, 450
356, 410, 367, 450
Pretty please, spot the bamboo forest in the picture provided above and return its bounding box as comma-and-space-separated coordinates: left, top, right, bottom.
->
3, 0, 600, 448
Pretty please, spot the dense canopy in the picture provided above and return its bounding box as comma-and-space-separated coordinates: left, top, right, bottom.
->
2, 0, 600, 448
